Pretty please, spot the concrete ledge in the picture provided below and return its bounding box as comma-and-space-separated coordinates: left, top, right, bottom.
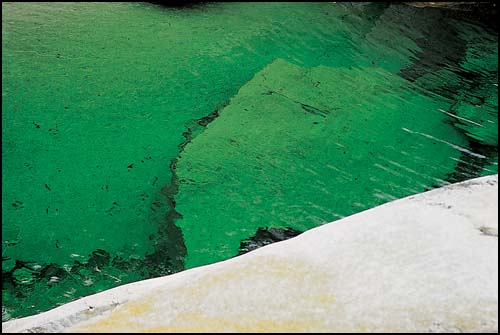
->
2, 175, 498, 333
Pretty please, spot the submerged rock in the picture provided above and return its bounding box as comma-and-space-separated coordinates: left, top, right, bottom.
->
237, 227, 302, 256
173, 59, 470, 269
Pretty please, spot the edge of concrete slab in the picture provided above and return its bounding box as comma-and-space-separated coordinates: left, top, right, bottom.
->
2, 174, 498, 333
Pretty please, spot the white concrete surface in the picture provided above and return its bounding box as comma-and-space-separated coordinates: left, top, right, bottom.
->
2, 174, 498, 333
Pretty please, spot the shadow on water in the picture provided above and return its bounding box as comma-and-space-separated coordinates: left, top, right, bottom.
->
397, 3, 498, 185
145, 2, 207, 10
398, 8, 469, 83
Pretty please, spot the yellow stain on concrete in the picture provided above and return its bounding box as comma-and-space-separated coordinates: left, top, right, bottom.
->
70, 251, 497, 333
140, 315, 321, 333
71, 255, 337, 333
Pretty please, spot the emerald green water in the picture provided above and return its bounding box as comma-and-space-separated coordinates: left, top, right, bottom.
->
2, 2, 498, 320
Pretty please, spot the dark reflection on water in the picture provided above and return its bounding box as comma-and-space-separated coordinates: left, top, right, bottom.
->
392, 4, 498, 184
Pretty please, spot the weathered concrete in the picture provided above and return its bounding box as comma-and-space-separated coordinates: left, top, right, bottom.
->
2, 174, 498, 333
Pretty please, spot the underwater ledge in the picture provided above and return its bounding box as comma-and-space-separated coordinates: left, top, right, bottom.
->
2, 174, 498, 333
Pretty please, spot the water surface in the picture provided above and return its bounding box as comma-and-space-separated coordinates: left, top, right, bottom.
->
2, 2, 497, 320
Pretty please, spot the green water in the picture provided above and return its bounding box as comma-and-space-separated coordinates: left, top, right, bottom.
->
2, 2, 498, 320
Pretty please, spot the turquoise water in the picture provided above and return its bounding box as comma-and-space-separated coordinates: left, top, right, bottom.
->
2, 2, 497, 320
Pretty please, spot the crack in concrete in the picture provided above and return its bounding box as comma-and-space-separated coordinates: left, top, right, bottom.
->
478, 226, 498, 237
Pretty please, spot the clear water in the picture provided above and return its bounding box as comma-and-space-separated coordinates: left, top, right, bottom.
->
2, 2, 498, 320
